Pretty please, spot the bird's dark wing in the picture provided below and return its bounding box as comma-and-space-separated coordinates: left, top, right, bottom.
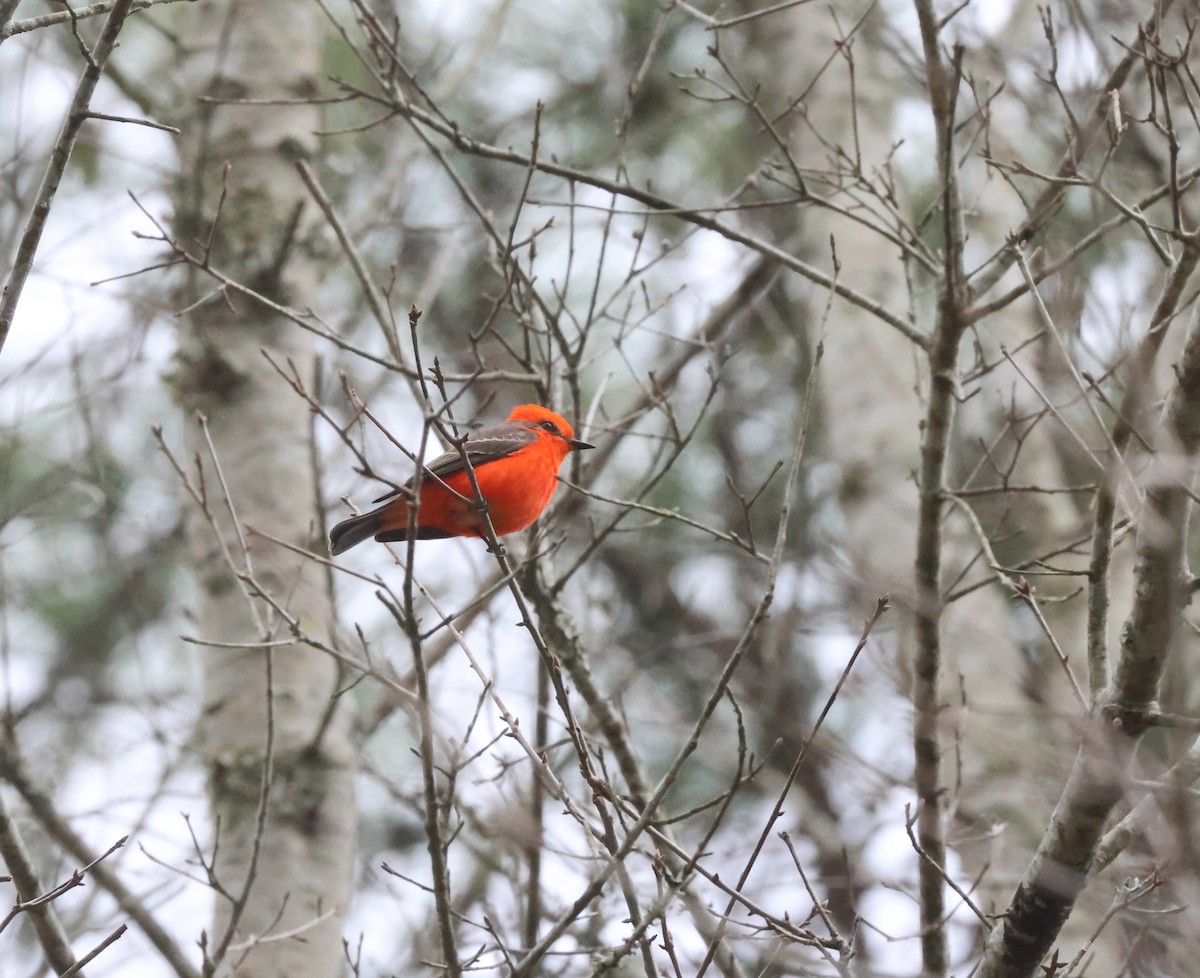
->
370, 422, 538, 503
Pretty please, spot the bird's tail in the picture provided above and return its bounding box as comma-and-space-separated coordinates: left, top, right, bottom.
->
329, 510, 387, 555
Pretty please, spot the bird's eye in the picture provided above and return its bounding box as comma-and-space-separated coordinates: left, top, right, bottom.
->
540, 420, 559, 433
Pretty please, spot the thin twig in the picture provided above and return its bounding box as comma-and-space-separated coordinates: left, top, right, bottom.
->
0, 0, 137, 354
60, 924, 128, 975
0, 793, 78, 971
0, 0, 190, 40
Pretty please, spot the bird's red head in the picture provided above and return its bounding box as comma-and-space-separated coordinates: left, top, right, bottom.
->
507, 404, 594, 454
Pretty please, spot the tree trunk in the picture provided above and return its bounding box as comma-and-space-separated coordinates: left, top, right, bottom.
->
172, 3, 355, 976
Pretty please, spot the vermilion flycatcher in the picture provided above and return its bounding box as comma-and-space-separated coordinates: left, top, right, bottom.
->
329, 404, 593, 554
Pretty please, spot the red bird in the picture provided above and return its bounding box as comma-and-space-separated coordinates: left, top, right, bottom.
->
329, 404, 593, 555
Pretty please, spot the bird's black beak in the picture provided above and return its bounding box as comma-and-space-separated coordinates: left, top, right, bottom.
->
568, 437, 594, 451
